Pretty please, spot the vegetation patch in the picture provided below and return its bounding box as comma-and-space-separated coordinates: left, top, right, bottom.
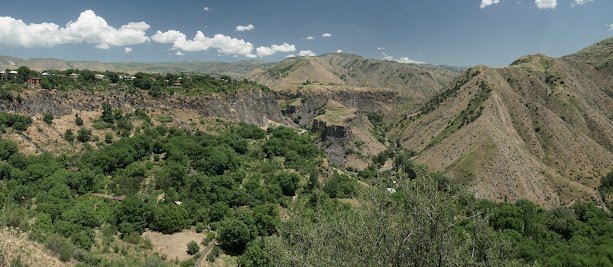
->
427, 80, 491, 149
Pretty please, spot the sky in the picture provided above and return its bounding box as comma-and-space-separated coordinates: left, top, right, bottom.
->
0, 0, 612, 67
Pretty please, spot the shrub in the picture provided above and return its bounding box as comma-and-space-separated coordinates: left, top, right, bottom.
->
195, 222, 206, 233
64, 129, 75, 142
45, 234, 75, 262
206, 246, 221, 262
187, 241, 200, 255
202, 232, 215, 246
104, 133, 113, 144
77, 128, 92, 143
43, 112, 53, 125
75, 116, 83, 126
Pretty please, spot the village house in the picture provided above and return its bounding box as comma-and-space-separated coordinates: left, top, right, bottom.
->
95, 74, 106, 80
27, 77, 41, 87
69, 73, 80, 79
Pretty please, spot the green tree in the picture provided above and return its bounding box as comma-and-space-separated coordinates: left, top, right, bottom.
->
218, 218, 255, 252
239, 241, 273, 267
101, 102, 114, 123
16, 66, 32, 82
0, 139, 18, 160
75, 116, 83, 126
150, 204, 189, 234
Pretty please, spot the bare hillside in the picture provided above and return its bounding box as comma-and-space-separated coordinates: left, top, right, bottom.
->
249, 53, 461, 99
391, 40, 613, 207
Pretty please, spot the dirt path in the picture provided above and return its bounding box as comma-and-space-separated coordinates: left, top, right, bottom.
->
194, 242, 215, 267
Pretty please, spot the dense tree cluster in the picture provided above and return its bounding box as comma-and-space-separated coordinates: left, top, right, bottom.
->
0, 120, 323, 265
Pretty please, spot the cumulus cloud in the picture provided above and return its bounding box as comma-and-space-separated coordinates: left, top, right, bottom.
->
175, 51, 184, 56
152, 30, 256, 57
336, 49, 343, 53
0, 10, 150, 49
255, 43, 296, 57
382, 53, 425, 64
608, 24, 613, 31
124, 47, 132, 53
378, 47, 385, 50
322, 33, 332, 38
303, 36, 315, 40
481, 0, 501, 8
535, 0, 557, 9
298, 50, 316, 57
285, 54, 296, 58
236, 24, 255, 32
203, 7, 210, 11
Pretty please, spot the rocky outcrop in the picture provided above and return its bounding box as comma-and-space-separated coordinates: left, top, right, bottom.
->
276, 89, 402, 125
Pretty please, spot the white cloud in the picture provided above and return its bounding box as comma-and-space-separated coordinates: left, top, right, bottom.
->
236, 24, 255, 32
0, 10, 150, 49
336, 49, 343, 53
322, 33, 332, 38
303, 36, 315, 40
481, 0, 501, 8
377, 47, 385, 50
151, 30, 185, 43
382, 54, 425, 64
203, 7, 210, 11
152, 30, 256, 58
535, 0, 557, 9
285, 54, 296, 58
572, 0, 594, 6
175, 51, 184, 56
255, 43, 296, 57
298, 50, 316, 57
124, 47, 132, 53
608, 24, 613, 31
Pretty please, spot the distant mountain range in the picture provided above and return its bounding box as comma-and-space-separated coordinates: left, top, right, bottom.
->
0, 55, 274, 77
248, 53, 464, 99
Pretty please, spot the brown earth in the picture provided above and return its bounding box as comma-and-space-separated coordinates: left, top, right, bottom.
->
0, 228, 70, 267
391, 39, 613, 207
142, 230, 207, 262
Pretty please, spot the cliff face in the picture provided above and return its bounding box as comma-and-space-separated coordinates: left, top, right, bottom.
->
276, 89, 401, 125
0, 89, 287, 127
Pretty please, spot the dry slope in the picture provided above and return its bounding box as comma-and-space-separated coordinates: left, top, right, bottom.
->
392, 39, 613, 207
249, 53, 461, 99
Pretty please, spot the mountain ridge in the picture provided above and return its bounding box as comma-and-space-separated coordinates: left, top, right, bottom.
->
391, 40, 613, 207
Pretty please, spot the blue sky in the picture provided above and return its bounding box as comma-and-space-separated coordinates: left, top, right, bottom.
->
0, 0, 611, 67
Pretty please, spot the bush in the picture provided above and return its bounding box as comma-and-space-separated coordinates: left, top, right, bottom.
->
187, 241, 200, 255
77, 128, 92, 143
202, 232, 216, 246
104, 133, 113, 144
64, 129, 75, 142
206, 246, 221, 262
45, 234, 75, 262
323, 173, 358, 198
195, 222, 206, 233
75, 116, 83, 126
43, 112, 54, 125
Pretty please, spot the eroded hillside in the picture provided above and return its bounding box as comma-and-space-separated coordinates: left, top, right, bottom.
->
391, 40, 613, 207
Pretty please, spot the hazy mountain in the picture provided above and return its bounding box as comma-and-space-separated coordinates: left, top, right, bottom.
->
249, 53, 462, 99
0, 56, 274, 77
391, 38, 613, 207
